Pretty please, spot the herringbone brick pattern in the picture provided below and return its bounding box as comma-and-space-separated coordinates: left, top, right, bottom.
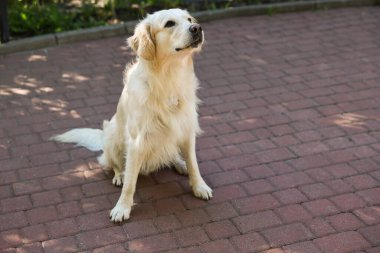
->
1, 7, 380, 253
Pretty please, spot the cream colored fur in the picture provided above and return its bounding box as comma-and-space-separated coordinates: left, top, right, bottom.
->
52, 9, 212, 222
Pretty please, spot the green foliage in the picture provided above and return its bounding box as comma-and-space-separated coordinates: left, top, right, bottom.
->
8, 1, 110, 37
71, 3, 111, 29
10, 3, 67, 36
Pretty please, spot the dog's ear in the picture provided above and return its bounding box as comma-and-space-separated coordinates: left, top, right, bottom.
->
128, 22, 155, 61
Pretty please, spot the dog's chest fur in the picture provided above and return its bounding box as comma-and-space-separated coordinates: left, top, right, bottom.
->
167, 95, 179, 108
123, 64, 200, 174
139, 92, 196, 174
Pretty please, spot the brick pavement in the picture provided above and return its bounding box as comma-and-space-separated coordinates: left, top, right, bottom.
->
1, 7, 380, 253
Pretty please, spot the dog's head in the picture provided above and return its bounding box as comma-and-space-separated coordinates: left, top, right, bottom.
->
128, 9, 204, 61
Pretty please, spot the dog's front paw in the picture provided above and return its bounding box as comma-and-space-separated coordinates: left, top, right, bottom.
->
110, 202, 131, 222
192, 181, 213, 200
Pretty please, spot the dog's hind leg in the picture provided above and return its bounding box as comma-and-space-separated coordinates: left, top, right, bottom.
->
172, 155, 188, 175
102, 120, 126, 187
109, 157, 125, 187
111, 147, 126, 186
98, 151, 124, 187
112, 168, 124, 186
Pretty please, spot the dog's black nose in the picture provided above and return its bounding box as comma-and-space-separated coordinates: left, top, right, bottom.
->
189, 24, 202, 34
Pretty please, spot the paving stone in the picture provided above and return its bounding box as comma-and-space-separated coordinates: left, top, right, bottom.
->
262, 223, 314, 247
314, 231, 371, 253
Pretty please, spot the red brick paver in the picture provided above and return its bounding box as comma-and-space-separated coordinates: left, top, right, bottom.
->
1, 6, 380, 253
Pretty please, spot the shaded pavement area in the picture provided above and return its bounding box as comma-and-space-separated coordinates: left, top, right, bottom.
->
1, 7, 380, 253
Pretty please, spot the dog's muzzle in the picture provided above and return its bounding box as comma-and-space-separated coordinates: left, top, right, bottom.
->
175, 24, 203, 51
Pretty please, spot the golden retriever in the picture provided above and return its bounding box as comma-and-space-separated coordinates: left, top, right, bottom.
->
52, 8, 212, 222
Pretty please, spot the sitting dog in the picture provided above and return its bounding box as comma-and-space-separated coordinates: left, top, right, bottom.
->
52, 9, 213, 222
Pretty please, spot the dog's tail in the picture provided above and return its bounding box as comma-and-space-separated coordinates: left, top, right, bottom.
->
50, 128, 103, 151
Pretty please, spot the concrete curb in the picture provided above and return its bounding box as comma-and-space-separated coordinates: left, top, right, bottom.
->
0, 0, 377, 55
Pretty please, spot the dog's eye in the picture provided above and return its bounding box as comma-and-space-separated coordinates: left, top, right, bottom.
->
188, 18, 192, 23
164, 20, 176, 28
